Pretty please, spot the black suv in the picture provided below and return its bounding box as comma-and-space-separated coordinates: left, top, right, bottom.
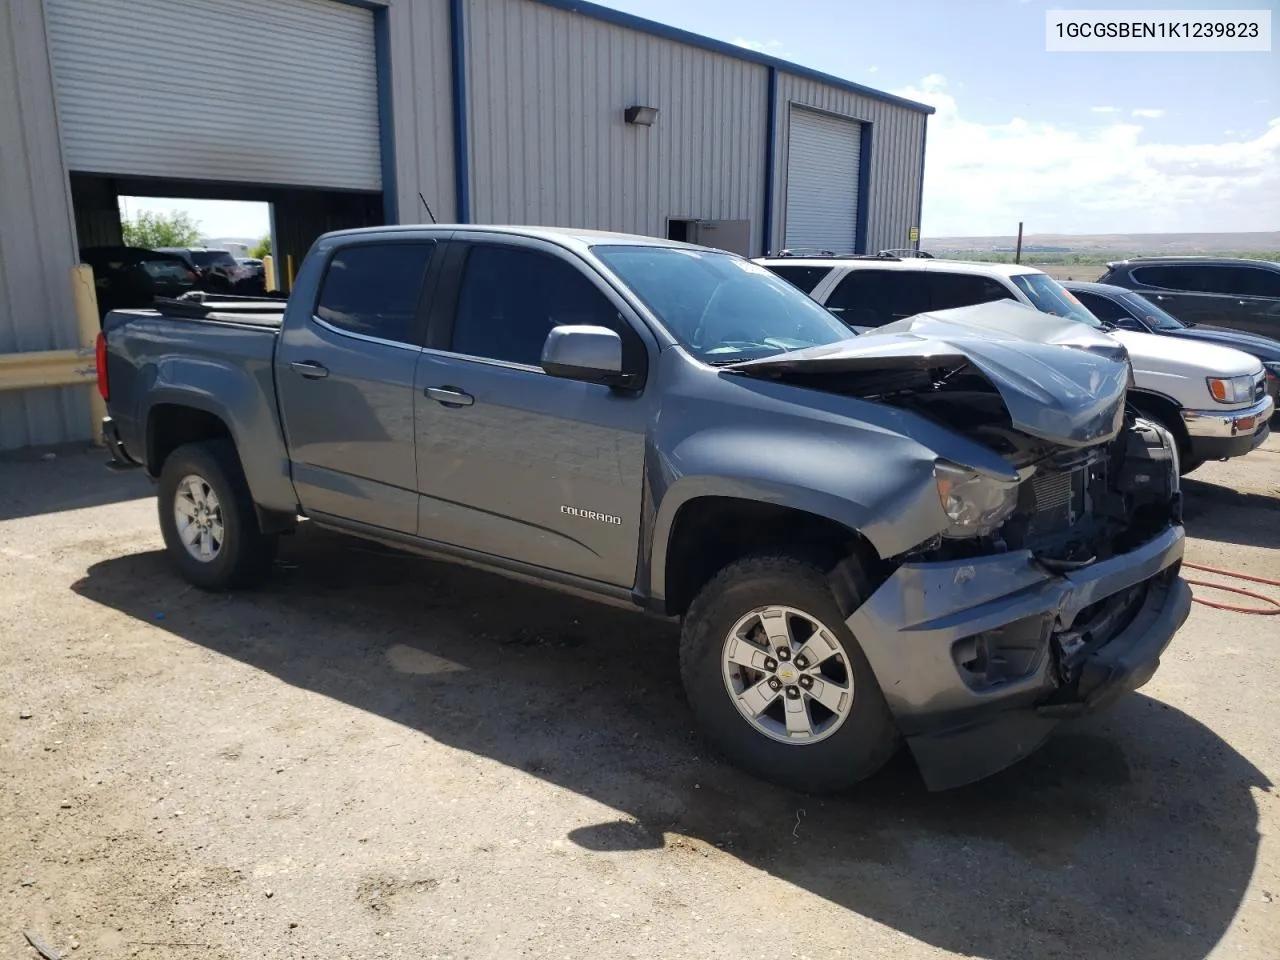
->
1098, 257, 1280, 339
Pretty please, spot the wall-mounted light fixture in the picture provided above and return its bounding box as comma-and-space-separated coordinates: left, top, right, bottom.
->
624, 105, 659, 126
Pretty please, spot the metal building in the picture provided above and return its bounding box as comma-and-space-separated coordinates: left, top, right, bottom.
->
0, 0, 931, 449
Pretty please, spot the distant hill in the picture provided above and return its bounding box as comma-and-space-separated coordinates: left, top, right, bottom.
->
924, 232, 1280, 256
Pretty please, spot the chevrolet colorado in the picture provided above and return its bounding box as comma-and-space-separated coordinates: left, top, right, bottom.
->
98, 226, 1191, 792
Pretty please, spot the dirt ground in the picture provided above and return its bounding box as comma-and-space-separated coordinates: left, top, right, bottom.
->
2, 434, 1278, 960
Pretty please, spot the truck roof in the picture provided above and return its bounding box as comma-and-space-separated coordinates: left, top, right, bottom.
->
756, 256, 1045, 278
323, 224, 693, 254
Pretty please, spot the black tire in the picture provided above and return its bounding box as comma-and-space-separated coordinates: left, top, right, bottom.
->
1131, 403, 1200, 475
679, 554, 898, 794
157, 440, 277, 590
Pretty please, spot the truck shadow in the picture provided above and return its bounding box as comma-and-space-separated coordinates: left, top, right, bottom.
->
1180, 476, 1280, 550
72, 524, 1268, 960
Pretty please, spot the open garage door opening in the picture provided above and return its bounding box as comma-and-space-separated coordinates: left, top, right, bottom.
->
71, 174, 385, 318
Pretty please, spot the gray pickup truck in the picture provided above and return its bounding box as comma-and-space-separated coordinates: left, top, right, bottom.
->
98, 225, 1191, 792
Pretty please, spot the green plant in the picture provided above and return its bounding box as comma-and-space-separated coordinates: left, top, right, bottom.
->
121, 210, 202, 249
248, 235, 272, 259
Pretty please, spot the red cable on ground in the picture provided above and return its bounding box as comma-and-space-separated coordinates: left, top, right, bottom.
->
1183, 561, 1280, 615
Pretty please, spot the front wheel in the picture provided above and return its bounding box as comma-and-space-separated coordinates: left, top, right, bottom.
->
157, 440, 277, 590
679, 554, 898, 793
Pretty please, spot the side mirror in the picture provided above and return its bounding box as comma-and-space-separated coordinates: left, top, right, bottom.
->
1114, 316, 1142, 331
541, 325, 631, 387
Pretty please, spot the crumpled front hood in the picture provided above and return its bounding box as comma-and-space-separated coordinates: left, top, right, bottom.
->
728, 300, 1131, 448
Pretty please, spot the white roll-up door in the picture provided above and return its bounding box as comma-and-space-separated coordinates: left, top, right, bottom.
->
45, 0, 380, 191
784, 107, 862, 254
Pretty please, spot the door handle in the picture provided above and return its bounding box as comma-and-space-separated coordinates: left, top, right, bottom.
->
425, 385, 474, 407
290, 360, 329, 379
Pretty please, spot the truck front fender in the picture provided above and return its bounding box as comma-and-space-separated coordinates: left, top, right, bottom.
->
643, 424, 949, 607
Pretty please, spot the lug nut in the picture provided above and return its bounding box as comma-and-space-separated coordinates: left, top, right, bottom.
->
799, 675, 814, 690
777, 648, 792, 662
794, 656, 809, 670
785, 685, 800, 699
767, 677, 782, 691
763, 657, 778, 671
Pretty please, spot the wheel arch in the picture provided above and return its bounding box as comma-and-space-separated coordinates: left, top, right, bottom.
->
655, 492, 887, 617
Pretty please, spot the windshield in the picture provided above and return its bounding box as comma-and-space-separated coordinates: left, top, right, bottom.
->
1118, 290, 1185, 330
1010, 273, 1102, 327
592, 245, 853, 362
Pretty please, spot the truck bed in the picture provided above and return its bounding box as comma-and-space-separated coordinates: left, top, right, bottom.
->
103, 296, 287, 332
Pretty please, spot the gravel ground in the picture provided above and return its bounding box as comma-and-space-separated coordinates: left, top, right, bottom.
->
2, 435, 1278, 960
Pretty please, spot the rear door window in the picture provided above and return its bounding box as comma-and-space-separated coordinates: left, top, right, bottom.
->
825, 270, 929, 326
1130, 265, 1188, 290
315, 242, 435, 345
925, 273, 1015, 311
763, 264, 832, 294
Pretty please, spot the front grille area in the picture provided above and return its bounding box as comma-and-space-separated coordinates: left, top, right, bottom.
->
999, 465, 1090, 551
1031, 470, 1075, 513
1023, 467, 1086, 540
1255, 372, 1267, 402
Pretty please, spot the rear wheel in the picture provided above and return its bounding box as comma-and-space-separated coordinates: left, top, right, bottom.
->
157, 440, 277, 590
679, 554, 898, 793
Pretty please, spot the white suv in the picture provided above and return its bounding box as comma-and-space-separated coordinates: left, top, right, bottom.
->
757, 255, 1273, 473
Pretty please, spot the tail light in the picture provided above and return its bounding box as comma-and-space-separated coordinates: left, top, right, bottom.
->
95, 332, 109, 401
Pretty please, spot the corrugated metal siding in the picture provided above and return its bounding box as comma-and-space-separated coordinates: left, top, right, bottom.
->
784, 108, 862, 253
45, 0, 381, 190
771, 73, 925, 255
0, 0, 85, 450
464, 0, 768, 252
387, 0, 457, 224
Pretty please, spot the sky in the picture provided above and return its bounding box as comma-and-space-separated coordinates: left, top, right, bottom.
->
122, 0, 1278, 240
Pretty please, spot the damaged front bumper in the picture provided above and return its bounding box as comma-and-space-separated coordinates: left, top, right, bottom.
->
847, 524, 1190, 790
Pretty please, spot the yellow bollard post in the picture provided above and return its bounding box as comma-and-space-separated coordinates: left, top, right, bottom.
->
262, 253, 276, 292
70, 264, 107, 445
286, 254, 296, 292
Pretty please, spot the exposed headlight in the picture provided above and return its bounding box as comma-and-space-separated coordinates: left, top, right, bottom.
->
1206, 374, 1255, 403
934, 461, 1021, 538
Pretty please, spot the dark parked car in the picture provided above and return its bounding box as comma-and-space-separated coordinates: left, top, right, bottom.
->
235, 257, 267, 295
1097, 257, 1280, 340
1063, 280, 1280, 406
80, 246, 200, 320
157, 247, 245, 293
